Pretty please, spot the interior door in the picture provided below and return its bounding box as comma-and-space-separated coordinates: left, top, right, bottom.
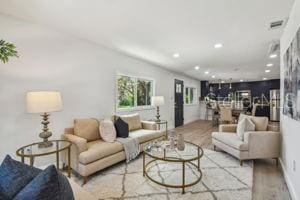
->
174, 79, 184, 127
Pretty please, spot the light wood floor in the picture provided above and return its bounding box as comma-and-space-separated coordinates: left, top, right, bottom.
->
173, 120, 291, 200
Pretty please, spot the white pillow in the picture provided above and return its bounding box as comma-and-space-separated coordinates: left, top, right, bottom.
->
237, 118, 255, 141
99, 119, 116, 142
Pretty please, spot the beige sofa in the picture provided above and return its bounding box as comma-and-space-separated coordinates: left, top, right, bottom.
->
62, 114, 166, 184
212, 115, 280, 165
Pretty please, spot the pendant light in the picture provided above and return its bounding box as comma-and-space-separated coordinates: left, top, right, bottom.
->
218, 79, 221, 90
229, 78, 232, 89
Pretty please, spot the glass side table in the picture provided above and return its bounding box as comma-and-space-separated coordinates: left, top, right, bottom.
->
16, 140, 72, 177
148, 119, 168, 139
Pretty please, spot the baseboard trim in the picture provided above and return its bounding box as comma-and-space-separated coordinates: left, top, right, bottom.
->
279, 158, 298, 200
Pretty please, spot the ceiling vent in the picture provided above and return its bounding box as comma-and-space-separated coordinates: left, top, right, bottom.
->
269, 20, 285, 30
269, 41, 280, 54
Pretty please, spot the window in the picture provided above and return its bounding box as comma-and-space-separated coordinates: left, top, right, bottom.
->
117, 75, 154, 110
185, 87, 197, 104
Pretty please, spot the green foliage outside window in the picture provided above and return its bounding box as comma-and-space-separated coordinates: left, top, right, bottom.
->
117, 75, 153, 109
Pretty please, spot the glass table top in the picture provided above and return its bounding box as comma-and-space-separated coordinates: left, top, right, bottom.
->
144, 140, 203, 162
16, 140, 71, 157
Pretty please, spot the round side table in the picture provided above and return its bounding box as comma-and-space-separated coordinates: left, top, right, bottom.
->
16, 140, 72, 177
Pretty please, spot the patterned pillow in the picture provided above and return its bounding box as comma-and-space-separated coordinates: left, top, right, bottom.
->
237, 118, 255, 141
0, 155, 42, 200
100, 119, 117, 142
114, 118, 129, 138
14, 165, 74, 200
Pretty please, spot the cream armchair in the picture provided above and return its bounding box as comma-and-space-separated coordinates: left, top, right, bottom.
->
212, 117, 280, 165
62, 114, 165, 184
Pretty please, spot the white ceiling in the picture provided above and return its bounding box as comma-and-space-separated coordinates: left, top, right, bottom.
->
0, 0, 294, 82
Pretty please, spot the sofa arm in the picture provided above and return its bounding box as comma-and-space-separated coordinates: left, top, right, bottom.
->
141, 121, 157, 130
219, 124, 237, 133
267, 124, 279, 132
62, 134, 88, 154
244, 131, 280, 158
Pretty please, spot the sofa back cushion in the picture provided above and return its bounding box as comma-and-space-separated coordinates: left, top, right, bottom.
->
100, 119, 117, 142
250, 116, 269, 131
117, 113, 142, 131
0, 155, 42, 200
74, 118, 100, 142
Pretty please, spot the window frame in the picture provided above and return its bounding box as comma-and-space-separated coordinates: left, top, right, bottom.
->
185, 86, 197, 105
116, 73, 155, 112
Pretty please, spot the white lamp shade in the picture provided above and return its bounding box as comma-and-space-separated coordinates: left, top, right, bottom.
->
26, 91, 63, 113
151, 96, 165, 107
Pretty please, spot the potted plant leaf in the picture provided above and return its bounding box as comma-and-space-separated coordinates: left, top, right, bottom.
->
0, 39, 19, 63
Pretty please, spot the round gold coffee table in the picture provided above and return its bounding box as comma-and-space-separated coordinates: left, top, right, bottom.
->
143, 141, 203, 194
16, 140, 72, 177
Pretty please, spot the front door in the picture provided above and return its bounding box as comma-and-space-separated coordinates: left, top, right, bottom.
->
174, 79, 184, 127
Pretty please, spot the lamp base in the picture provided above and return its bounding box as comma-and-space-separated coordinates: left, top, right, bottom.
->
155, 106, 161, 122
38, 141, 53, 148
38, 113, 53, 148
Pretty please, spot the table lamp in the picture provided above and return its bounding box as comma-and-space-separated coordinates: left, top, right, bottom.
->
26, 91, 63, 148
151, 96, 165, 122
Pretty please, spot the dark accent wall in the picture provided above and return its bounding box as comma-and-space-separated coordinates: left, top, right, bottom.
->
200, 79, 280, 117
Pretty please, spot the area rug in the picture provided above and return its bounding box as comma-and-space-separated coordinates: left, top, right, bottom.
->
71, 149, 253, 200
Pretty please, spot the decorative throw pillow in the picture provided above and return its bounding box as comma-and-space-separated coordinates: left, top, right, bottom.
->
236, 119, 246, 141
0, 155, 42, 200
237, 118, 255, 141
74, 118, 100, 142
114, 118, 129, 138
100, 119, 117, 142
14, 165, 74, 200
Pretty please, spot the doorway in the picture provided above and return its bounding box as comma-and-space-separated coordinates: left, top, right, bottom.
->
174, 79, 184, 127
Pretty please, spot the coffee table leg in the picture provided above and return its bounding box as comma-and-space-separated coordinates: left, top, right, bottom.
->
182, 162, 185, 194
198, 148, 200, 171
68, 147, 71, 178
143, 152, 145, 177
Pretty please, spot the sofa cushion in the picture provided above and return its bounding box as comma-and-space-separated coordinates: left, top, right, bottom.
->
250, 116, 269, 131
100, 119, 117, 142
0, 155, 42, 200
212, 132, 248, 151
129, 129, 165, 144
115, 118, 129, 138
79, 140, 124, 164
118, 113, 142, 131
74, 118, 100, 142
14, 165, 74, 200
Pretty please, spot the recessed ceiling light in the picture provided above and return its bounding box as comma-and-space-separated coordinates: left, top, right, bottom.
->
265, 69, 271, 73
173, 53, 180, 58
262, 77, 267, 80
221, 80, 225, 83
214, 43, 223, 49
204, 71, 209, 74
194, 66, 200, 70
266, 63, 274, 67
240, 79, 244, 82
269, 54, 277, 58
211, 75, 216, 78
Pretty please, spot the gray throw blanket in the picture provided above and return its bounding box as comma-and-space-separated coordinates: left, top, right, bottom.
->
117, 137, 140, 163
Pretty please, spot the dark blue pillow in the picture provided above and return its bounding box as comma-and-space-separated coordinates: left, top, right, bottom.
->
14, 165, 74, 200
115, 118, 129, 138
0, 155, 42, 200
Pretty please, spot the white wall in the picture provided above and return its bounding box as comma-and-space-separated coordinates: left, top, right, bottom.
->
0, 15, 200, 164
280, 0, 300, 199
